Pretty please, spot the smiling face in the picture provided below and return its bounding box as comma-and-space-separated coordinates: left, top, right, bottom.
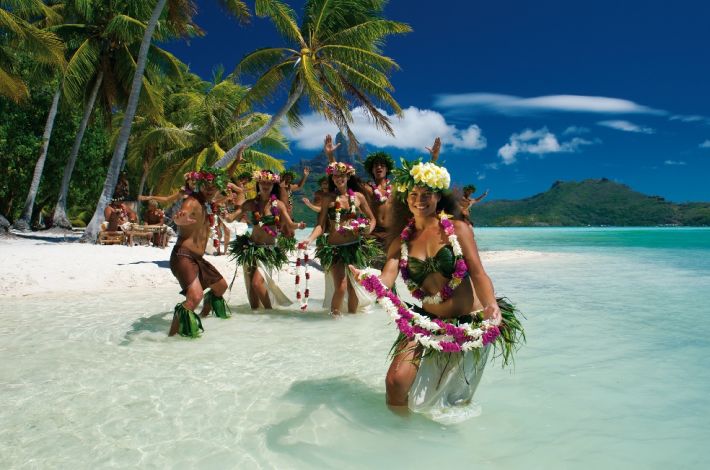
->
407, 185, 441, 218
258, 181, 274, 196
372, 161, 388, 180
332, 173, 348, 191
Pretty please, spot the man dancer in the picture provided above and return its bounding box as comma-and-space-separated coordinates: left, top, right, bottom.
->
169, 167, 230, 338
362, 151, 395, 265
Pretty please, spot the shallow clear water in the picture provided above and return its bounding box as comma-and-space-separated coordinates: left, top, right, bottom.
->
2, 228, 709, 469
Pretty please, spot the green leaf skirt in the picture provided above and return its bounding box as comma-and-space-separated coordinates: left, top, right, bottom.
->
228, 233, 290, 271
314, 235, 383, 271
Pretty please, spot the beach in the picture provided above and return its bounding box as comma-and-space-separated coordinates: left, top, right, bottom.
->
2, 228, 709, 468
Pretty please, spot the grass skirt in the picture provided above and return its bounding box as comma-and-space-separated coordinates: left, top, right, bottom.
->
314, 235, 382, 271
228, 233, 293, 308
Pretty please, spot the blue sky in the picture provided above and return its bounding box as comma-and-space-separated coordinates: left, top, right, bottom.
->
164, 0, 710, 202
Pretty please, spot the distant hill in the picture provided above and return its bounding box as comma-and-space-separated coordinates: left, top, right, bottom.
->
471, 179, 710, 226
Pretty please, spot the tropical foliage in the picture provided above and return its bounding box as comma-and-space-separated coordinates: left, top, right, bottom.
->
213, 0, 411, 167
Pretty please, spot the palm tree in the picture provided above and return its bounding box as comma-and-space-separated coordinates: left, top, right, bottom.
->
0, 0, 64, 101
8, 1, 66, 230
51, 0, 185, 229
213, 0, 410, 169
147, 73, 288, 195
81, 0, 249, 242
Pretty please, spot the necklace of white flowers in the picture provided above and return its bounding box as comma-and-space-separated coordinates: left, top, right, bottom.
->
333, 189, 357, 230
369, 180, 392, 203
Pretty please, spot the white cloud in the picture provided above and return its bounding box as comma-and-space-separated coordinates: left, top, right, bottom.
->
497, 127, 594, 165
435, 93, 665, 115
563, 126, 590, 135
670, 114, 708, 123
597, 120, 655, 134
699, 140, 710, 148
281, 106, 487, 151
664, 160, 686, 165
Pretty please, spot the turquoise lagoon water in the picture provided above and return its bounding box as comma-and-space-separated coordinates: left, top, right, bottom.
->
1, 228, 709, 469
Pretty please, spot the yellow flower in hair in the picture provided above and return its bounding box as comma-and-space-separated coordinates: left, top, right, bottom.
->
397, 183, 408, 192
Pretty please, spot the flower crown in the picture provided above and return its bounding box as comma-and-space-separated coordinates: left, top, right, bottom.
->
252, 170, 281, 183
185, 167, 228, 191
326, 161, 356, 176
391, 158, 451, 199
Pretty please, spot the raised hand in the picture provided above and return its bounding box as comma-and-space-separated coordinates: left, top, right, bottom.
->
324, 134, 340, 162
425, 137, 442, 162
303, 166, 311, 176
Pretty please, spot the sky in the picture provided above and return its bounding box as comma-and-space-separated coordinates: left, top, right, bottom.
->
164, 0, 710, 202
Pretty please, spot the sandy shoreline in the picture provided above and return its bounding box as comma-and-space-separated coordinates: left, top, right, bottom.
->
1, 230, 551, 299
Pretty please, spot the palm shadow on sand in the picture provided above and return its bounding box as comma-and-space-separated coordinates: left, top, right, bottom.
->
262, 376, 437, 466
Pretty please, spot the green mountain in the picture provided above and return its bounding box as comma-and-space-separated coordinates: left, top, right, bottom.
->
470, 179, 710, 226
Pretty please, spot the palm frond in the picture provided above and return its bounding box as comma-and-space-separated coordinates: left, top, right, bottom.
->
63, 38, 100, 102
104, 14, 146, 44
218, 0, 251, 24
254, 0, 305, 48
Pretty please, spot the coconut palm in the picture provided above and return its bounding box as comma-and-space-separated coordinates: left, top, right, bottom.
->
50, 0, 187, 229
147, 74, 288, 196
8, 1, 66, 230
213, 0, 410, 169
0, 0, 64, 101
81, 0, 249, 242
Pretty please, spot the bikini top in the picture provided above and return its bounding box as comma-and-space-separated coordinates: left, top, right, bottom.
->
406, 244, 458, 286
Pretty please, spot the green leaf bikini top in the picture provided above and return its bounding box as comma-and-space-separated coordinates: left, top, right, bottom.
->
407, 245, 459, 286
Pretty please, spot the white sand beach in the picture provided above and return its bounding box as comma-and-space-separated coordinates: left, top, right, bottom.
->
0, 230, 550, 299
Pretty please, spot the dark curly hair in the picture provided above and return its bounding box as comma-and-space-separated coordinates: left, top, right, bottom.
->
385, 190, 461, 247
363, 151, 395, 178
463, 184, 477, 195
281, 170, 297, 182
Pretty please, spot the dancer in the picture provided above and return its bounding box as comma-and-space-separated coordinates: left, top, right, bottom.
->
168, 167, 231, 338
279, 167, 310, 215
300, 150, 380, 315
362, 151, 395, 266
301, 176, 331, 213
459, 184, 489, 225
350, 138, 524, 421
225, 170, 306, 310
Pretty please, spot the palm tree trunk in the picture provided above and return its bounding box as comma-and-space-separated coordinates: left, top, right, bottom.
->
214, 81, 305, 169
12, 84, 62, 231
52, 71, 104, 229
137, 161, 149, 198
81, 0, 167, 243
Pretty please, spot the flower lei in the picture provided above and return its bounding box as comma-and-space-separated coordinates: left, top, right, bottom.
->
356, 269, 500, 353
334, 189, 357, 230
399, 212, 468, 304
254, 195, 280, 237
295, 243, 311, 310
336, 217, 370, 235
205, 202, 220, 250
369, 180, 392, 203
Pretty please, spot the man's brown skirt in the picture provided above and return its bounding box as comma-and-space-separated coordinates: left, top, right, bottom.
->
170, 246, 224, 294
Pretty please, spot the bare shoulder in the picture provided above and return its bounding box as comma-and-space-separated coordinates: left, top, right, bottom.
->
453, 220, 474, 239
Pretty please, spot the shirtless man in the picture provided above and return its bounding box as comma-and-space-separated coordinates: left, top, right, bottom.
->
361, 151, 395, 244
301, 176, 331, 213
104, 199, 137, 231
279, 167, 310, 215
459, 184, 489, 225
168, 168, 230, 338
143, 200, 165, 246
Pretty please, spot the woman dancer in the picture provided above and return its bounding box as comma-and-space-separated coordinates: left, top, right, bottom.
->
300, 160, 379, 315
225, 170, 305, 310
351, 139, 524, 421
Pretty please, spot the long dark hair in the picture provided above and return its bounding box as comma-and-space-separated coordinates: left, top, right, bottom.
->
385, 190, 461, 247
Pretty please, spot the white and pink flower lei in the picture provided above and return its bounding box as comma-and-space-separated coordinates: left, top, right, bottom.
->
369, 180, 392, 203
334, 189, 358, 230
399, 211, 467, 304
255, 195, 280, 237
356, 268, 500, 353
